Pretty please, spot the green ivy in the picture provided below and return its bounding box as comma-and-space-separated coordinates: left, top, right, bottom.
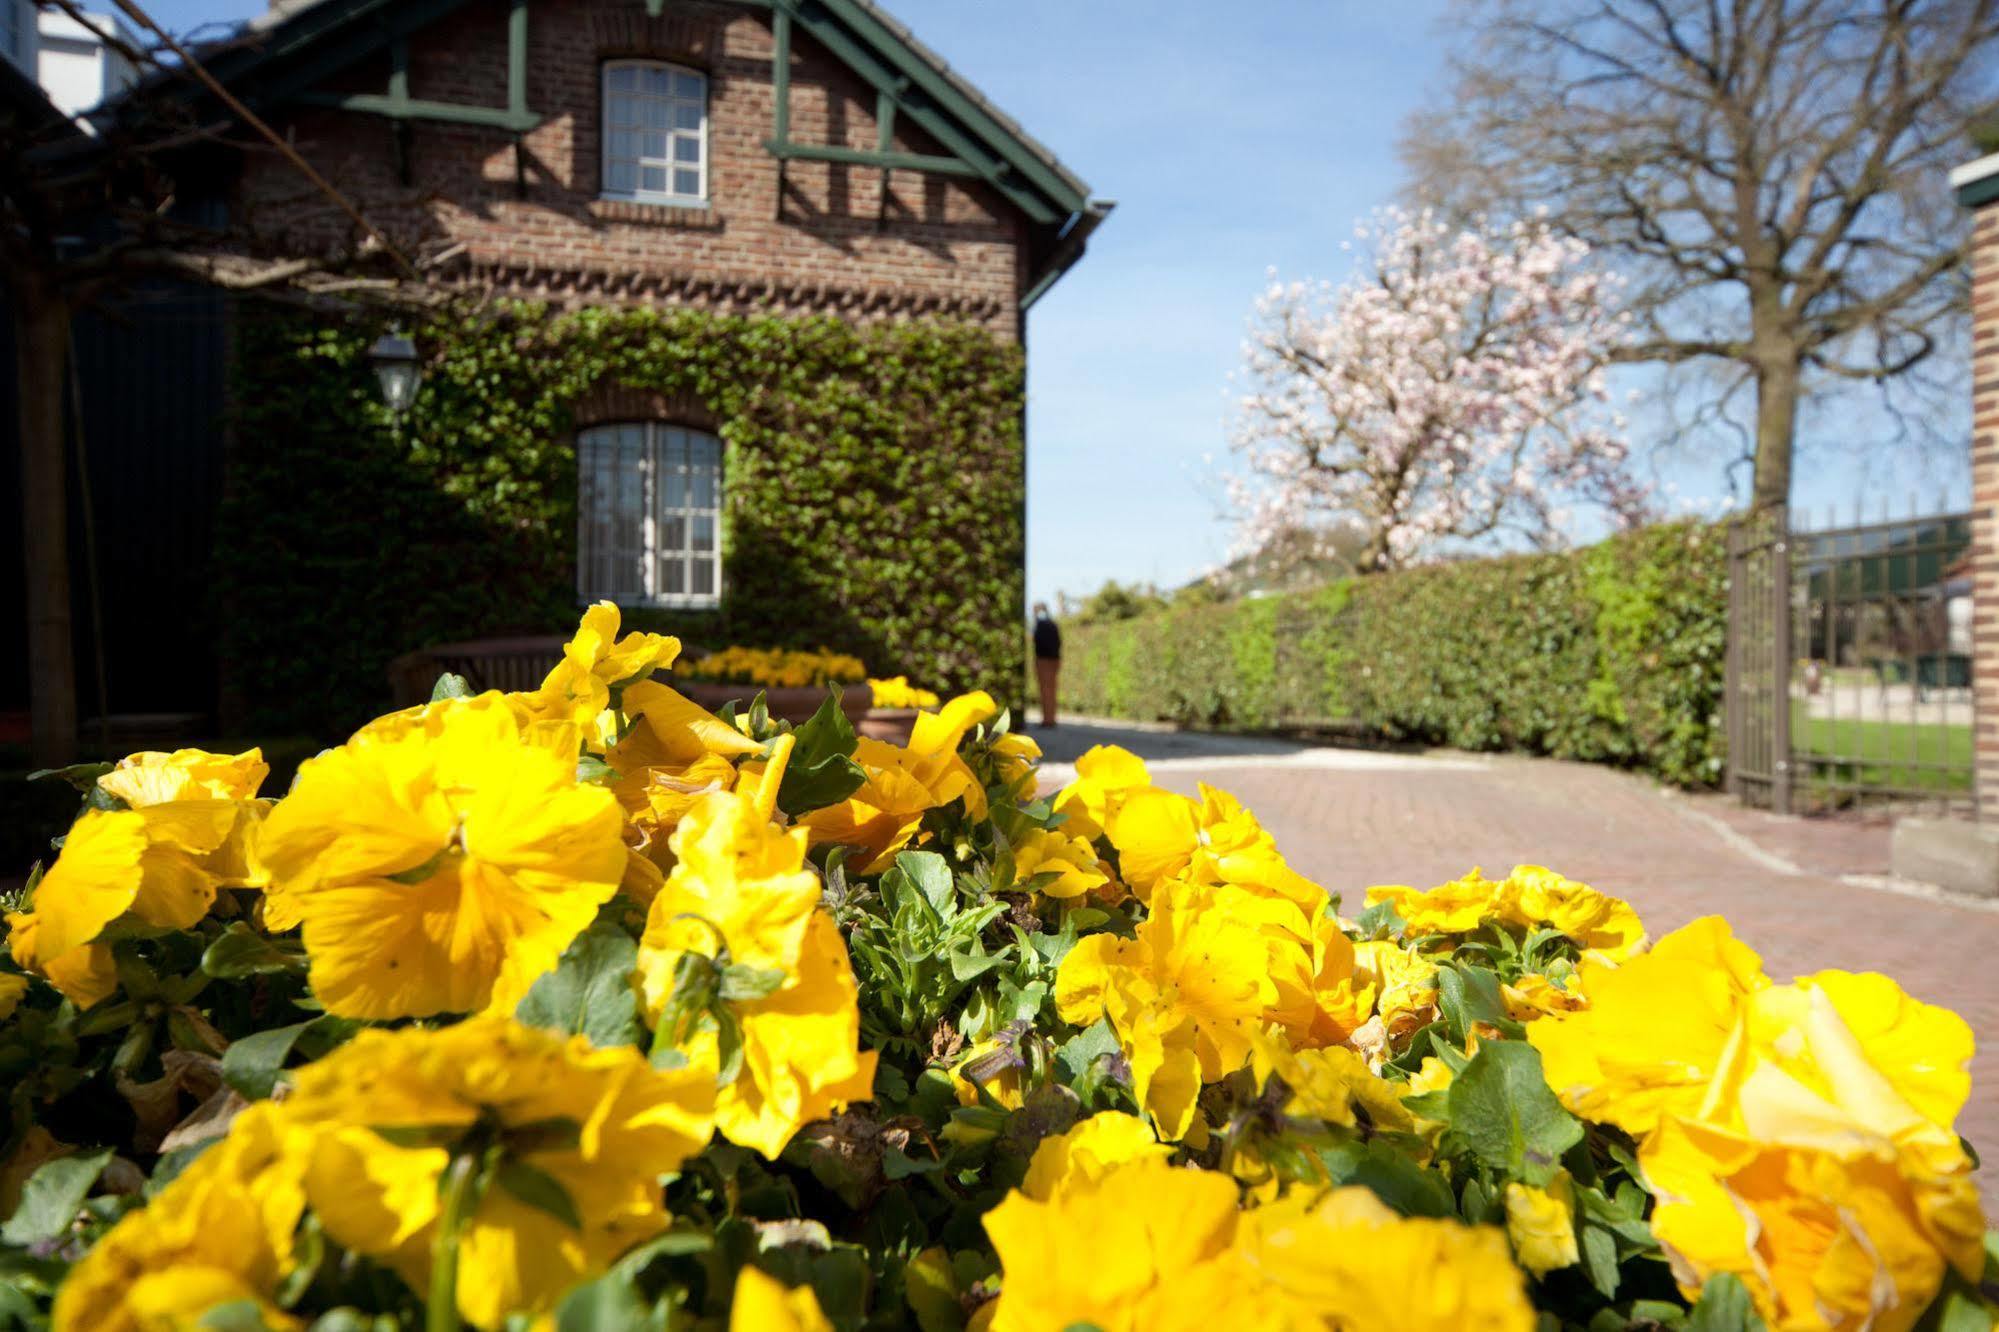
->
218, 302, 1026, 736
1059, 523, 1728, 787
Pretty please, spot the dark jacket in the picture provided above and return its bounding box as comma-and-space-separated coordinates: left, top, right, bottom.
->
1033, 617, 1061, 660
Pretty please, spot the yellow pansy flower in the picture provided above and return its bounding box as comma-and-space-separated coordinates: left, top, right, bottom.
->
1504, 1174, 1580, 1277
0, 802, 247, 1010
1255, 1039, 1415, 1135
97, 746, 268, 806
1350, 940, 1441, 1039
1527, 916, 1769, 1136
1502, 971, 1588, 1022
1643, 1114, 1984, 1332
1020, 1112, 1172, 1201
1364, 869, 1503, 936
525, 601, 681, 727
54, 1103, 306, 1332
1010, 826, 1109, 900
1056, 879, 1276, 1140
1496, 865, 1648, 961
280, 1016, 714, 1329
951, 1036, 1028, 1111
798, 691, 995, 870
1238, 1185, 1536, 1331
1051, 743, 1151, 841
258, 694, 627, 1019
1105, 784, 1325, 928
634, 791, 876, 1158
983, 1159, 1259, 1332
730, 1266, 834, 1332
867, 675, 940, 710
987, 729, 1041, 789
609, 679, 764, 847
1268, 912, 1378, 1049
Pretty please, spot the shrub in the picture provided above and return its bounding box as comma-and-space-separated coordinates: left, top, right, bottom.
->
1061, 522, 1728, 786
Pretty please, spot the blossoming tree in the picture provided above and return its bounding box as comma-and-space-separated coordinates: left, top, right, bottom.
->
1230, 208, 1649, 572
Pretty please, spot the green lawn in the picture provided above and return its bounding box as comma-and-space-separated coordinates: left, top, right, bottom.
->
1791, 703, 1972, 794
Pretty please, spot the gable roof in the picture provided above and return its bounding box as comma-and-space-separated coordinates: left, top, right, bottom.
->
145, 0, 1111, 306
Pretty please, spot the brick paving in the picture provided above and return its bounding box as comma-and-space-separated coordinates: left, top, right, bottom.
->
1032, 720, 1999, 1207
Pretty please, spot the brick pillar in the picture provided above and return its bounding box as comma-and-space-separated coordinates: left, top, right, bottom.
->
1956, 155, 1999, 819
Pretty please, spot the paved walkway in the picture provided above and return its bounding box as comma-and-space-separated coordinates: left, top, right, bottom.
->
1031, 718, 1999, 1207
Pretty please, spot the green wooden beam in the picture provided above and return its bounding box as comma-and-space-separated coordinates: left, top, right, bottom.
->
764, 138, 980, 177
772, 0, 1059, 224
506, 0, 528, 120
296, 90, 540, 131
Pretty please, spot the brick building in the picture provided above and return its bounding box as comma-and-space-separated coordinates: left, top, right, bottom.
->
1953, 154, 1999, 820
4, 0, 1108, 742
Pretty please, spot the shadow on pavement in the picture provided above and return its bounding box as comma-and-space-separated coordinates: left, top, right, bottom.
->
1023, 718, 1316, 767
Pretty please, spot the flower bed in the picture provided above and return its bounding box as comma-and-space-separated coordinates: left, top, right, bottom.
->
0, 603, 1989, 1331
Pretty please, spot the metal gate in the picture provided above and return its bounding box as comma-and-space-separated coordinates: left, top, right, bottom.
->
1727, 504, 1975, 815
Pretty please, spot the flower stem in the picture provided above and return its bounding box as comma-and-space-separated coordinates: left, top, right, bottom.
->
427, 1153, 480, 1332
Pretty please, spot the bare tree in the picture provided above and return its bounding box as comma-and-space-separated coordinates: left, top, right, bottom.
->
1401, 0, 1999, 509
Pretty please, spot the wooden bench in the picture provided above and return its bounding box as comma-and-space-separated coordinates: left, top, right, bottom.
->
388, 635, 569, 708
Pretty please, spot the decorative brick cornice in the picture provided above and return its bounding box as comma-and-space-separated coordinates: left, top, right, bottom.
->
443, 260, 1010, 324
569, 382, 720, 430
587, 8, 724, 66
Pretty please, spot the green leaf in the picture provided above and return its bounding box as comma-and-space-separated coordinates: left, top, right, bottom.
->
1, 1149, 113, 1245
430, 672, 474, 701
897, 851, 956, 919
516, 920, 642, 1049
222, 1019, 320, 1101
718, 964, 786, 1003
495, 1159, 583, 1230
1442, 1041, 1583, 1186
1055, 1019, 1121, 1082
1579, 1220, 1620, 1298
1317, 1138, 1456, 1218
1436, 964, 1525, 1045
27, 762, 115, 794
201, 923, 306, 979
574, 755, 617, 786
1685, 1272, 1764, 1332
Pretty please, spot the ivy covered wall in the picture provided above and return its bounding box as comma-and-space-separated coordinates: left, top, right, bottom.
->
220, 302, 1026, 736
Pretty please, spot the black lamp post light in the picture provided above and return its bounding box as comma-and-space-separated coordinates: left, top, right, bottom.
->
367, 330, 422, 416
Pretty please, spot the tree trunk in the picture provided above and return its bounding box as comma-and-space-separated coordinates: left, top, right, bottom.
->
1751, 355, 1799, 512
15, 276, 77, 767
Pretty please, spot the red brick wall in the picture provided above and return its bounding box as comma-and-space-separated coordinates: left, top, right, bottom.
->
1972, 200, 1999, 818
236, 0, 1026, 339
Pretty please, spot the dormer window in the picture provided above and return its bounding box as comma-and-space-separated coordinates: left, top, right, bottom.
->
601, 60, 707, 206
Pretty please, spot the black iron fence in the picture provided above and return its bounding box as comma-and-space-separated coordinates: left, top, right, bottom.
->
1727, 503, 1975, 815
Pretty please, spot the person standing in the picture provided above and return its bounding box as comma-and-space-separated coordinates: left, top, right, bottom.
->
1032, 602, 1061, 728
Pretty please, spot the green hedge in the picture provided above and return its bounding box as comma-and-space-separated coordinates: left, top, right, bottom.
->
220, 303, 1024, 737
1060, 522, 1727, 786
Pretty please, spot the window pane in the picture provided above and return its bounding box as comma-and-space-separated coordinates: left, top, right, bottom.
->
642, 130, 667, 159
607, 94, 636, 126
643, 67, 671, 95
672, 135, 700, 164
692, 559, 714, 596
609, 130, 637, 160
689, 434, 719, 467
673, 169, 700, 197
662, 558, 685, 595
663, 463, 685, 510
639, 166, 666, 194
662, 513, 686, 553
673, 103, 702, 131
606, 160, 637, 193
671, 71, 704, 100
641, 98, 667, 130
607, 66, 636, 92
692, 465, 715, 509
692, 514, 715, 552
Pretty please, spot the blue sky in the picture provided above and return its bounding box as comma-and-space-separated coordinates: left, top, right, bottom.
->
129, 0, 1974, 606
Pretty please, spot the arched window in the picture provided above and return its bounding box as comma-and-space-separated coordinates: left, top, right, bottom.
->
577, 423, 722, 607
601, 59, 708, 204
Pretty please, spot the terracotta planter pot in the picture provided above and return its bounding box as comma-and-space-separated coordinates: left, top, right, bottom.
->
677, 681, 871, 727
858, 707, 919, 747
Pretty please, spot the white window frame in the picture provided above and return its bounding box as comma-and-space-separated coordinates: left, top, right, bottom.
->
576, 422, 723, 609
600, 59, 709, 207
